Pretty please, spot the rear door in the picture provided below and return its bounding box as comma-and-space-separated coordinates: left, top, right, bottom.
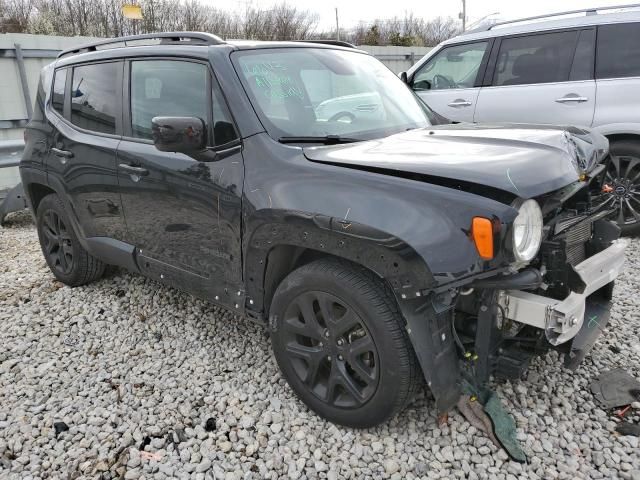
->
47, 61, 127, 240
474, 29, 596, 127
410, 41, 491, 122
592, 22, 640, 129
116, 58, 244, 301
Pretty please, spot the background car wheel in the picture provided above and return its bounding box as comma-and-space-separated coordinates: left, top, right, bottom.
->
36, 194, 106, 286
594, 140, 640, 236
269, 258, 421, 428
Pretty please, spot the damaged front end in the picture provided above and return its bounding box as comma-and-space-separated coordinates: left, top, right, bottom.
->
451, 178, 627, 390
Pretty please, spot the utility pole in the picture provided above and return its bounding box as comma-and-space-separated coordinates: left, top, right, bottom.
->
335, 8, 340, 41
461, 0, 467, 31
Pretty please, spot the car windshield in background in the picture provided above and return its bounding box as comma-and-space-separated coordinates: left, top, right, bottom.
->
232, 48, 432, 141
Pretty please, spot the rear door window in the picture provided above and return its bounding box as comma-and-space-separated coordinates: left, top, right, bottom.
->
596, 23, 640, 79
569, 29, 595, 81
70, 62, 119, 134
492, 31, 578, 86
51, 69, 66, 115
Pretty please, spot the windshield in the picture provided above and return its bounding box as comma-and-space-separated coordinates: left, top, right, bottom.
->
232, 47, 433, 141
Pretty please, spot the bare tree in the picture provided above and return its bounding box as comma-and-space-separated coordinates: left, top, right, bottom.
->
348, 13, 459, 46
1, 0, 35, 33
1, 0, 456, 47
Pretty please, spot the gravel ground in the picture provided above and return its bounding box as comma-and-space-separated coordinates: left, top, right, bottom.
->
1, 210, 639, 480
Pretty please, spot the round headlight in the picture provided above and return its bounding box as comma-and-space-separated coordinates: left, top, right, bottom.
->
512, 199, 543, 262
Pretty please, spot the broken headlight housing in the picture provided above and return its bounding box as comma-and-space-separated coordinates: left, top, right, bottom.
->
511, 199, 543, 263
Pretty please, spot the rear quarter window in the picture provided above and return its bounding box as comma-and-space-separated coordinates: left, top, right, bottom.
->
51, 69, 66, 115
596, 23, 640, 79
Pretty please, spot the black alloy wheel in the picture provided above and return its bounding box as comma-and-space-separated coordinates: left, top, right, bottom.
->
270, 259, 421, 428
279, 290, 379, 408
593, 141, 640, 235
36, 194, 105, 286
40, 209, 74, 275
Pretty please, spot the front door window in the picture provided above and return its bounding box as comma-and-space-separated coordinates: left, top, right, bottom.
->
412, 42, 489, 91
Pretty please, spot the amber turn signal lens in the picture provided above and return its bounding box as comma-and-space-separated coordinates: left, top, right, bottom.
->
472, 217, 494, 260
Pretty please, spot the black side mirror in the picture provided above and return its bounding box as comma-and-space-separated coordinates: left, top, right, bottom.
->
412, 79, 432, 91
152, 116, 207, 154
400, 71, 409, 84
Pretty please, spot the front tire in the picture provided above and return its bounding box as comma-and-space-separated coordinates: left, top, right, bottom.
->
36, 194, 105, 286
269, 258, 421, 428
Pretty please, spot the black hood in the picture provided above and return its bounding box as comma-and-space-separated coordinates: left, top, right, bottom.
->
303, 124, 609, 199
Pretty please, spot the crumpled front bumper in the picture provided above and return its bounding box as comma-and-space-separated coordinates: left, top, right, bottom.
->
497, 238, 628, 353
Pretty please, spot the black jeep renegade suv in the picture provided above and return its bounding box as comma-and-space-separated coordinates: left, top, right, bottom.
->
21, 32, 627, 428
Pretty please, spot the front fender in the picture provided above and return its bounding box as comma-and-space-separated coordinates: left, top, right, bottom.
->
242, 133, 518, 292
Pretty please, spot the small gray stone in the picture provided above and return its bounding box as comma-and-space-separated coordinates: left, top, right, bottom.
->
384, 459, 400, 475
196, 458, 211, 473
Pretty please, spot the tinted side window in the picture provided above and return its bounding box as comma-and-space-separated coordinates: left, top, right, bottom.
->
71, 62, 118, 134
413, 42, 489, 90
569, 29, 595, 81
493, 31, 578, 86
597, 23, 640, 79
130, 60, 208, 141
52, 69, 66, 115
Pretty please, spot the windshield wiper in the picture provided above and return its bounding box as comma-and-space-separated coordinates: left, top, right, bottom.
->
277, 135, 361, 145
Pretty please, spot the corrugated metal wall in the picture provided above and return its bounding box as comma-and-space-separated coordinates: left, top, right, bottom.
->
357, 45, 432, 73
0, 34, 100, 142
0, 34, 100, 190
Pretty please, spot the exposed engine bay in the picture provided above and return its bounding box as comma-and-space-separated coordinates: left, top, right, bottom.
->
451, 168, 626, 383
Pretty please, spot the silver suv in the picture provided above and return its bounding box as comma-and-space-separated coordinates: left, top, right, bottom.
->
405, 5, 640, 234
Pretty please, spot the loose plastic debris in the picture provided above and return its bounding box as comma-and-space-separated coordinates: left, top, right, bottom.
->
53, 421, 69, 437
591, 368, 640, 409
459, 381, 527, 463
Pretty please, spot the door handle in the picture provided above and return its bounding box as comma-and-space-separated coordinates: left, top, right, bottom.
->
119, 164, 149, 176
447, 100, 472, 107
555, 96, 589, 103
51, 147, 73, 158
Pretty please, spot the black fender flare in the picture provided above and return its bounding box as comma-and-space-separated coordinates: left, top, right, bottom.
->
244, 210, 436, 311
21, 167, 88, 247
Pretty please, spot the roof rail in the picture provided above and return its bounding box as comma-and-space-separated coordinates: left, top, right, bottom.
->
470, 3, 640, 32
294, 39, 357, 48
57, 32, 225, 58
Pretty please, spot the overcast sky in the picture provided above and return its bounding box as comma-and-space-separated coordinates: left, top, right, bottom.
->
208, 0, 634, 31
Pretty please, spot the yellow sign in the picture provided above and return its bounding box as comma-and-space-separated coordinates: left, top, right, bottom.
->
122, 4, 143, 20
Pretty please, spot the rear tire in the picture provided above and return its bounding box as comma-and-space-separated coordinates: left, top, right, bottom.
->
269, 258, 421, 428
36, 194, 105, 286
599, 140, 640, 236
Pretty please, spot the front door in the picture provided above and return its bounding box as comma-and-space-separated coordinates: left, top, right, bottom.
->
47, 61, 127, 241
474, 29, 596, 127
116, 58, 244, 304
410, 41, 491, 123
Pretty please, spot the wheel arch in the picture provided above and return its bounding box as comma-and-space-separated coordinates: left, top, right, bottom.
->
244, 214, 437, 320
26, 182, 56, 213
604, 133, 640, 145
